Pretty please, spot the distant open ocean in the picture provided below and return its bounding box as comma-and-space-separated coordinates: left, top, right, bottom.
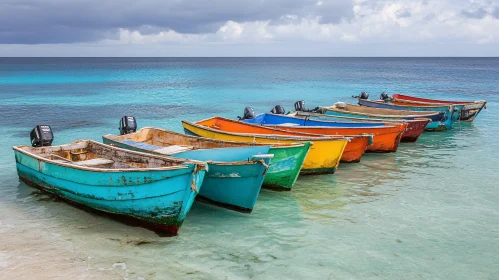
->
0, 58, 498, 279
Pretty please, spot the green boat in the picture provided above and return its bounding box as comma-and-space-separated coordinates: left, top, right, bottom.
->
263, 142, 310, 190
103, 127, 310, 191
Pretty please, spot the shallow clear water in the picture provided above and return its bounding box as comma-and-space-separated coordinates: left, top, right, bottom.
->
0, 58, 498, 279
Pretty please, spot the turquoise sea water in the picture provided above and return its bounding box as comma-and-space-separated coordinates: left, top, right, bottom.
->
0, 58, 498, 279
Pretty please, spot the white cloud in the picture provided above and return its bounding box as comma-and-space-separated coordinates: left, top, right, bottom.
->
216, 21, 245, 40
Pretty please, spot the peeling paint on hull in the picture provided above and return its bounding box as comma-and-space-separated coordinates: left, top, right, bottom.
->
13, 142, 206, 236
20, 175, 184, 236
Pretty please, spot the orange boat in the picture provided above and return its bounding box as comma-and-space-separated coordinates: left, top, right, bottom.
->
270, 124, 406, 153
186, 117, 372, 162
239, 113, 407, 152
236, 112, 406, 153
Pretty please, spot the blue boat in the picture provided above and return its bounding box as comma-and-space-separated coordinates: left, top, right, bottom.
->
357, 99, 464, 130
242, 113, 386, 128
13, 140, 207, 235
103, 127, 273, 213
318, 103, 446, 130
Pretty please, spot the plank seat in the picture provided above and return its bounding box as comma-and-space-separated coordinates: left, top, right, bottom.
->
72, 158, 115, 167
51, 159, 71, 164
120, 139, 193, 155
154, 145, 193, 155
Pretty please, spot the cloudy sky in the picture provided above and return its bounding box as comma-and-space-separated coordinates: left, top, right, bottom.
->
1, 0, 498, 56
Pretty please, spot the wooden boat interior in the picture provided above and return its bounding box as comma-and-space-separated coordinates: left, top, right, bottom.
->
15, 140, 189, 169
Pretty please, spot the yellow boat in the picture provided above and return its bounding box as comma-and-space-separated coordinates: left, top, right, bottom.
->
181, 117, 348, 174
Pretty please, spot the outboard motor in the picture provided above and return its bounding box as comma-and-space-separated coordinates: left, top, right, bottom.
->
294, 100, 307, 112
30, 125, 54, 147
119, 116, 137, 135
237, 107, 256, 120
270, 105, 286, 115
358, 91, 369, 100
380, 92, 392, 102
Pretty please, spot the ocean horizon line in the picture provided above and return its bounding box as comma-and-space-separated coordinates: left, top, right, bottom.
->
1, 56, 498, 59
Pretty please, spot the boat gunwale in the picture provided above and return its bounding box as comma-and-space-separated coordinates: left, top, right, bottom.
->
13, 139, 206, 173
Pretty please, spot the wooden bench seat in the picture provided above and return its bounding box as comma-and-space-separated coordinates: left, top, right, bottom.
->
72, 158, 115, 167
154, 145, 193, 155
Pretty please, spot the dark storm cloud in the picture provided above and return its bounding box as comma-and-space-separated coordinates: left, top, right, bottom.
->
0, 0, 354, 44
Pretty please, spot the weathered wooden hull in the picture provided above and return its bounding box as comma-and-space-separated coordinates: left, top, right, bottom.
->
13, 143, 206, 235
182, 118, 347, 175
241, 113, 404, 153
293, 112, 430, 143
391, 94, 486, 122
357, 99, 464, 130
102, 136, 271, 212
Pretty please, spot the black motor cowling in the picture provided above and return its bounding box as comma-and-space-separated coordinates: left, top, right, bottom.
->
119, 116, 137, 135
30, 125, 54, 147
380, 92, 392, 102
238, 107, 256, 120
358, 91, 369, 99
294, 100, 307, 112
270, 105, 286, 115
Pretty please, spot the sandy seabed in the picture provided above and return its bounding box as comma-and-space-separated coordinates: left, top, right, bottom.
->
0, 204, 128, 280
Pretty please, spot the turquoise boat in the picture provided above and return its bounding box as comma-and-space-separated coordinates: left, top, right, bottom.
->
103, 127, 273, 213
13, 140, 207, 235
357, 99, 464, 129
